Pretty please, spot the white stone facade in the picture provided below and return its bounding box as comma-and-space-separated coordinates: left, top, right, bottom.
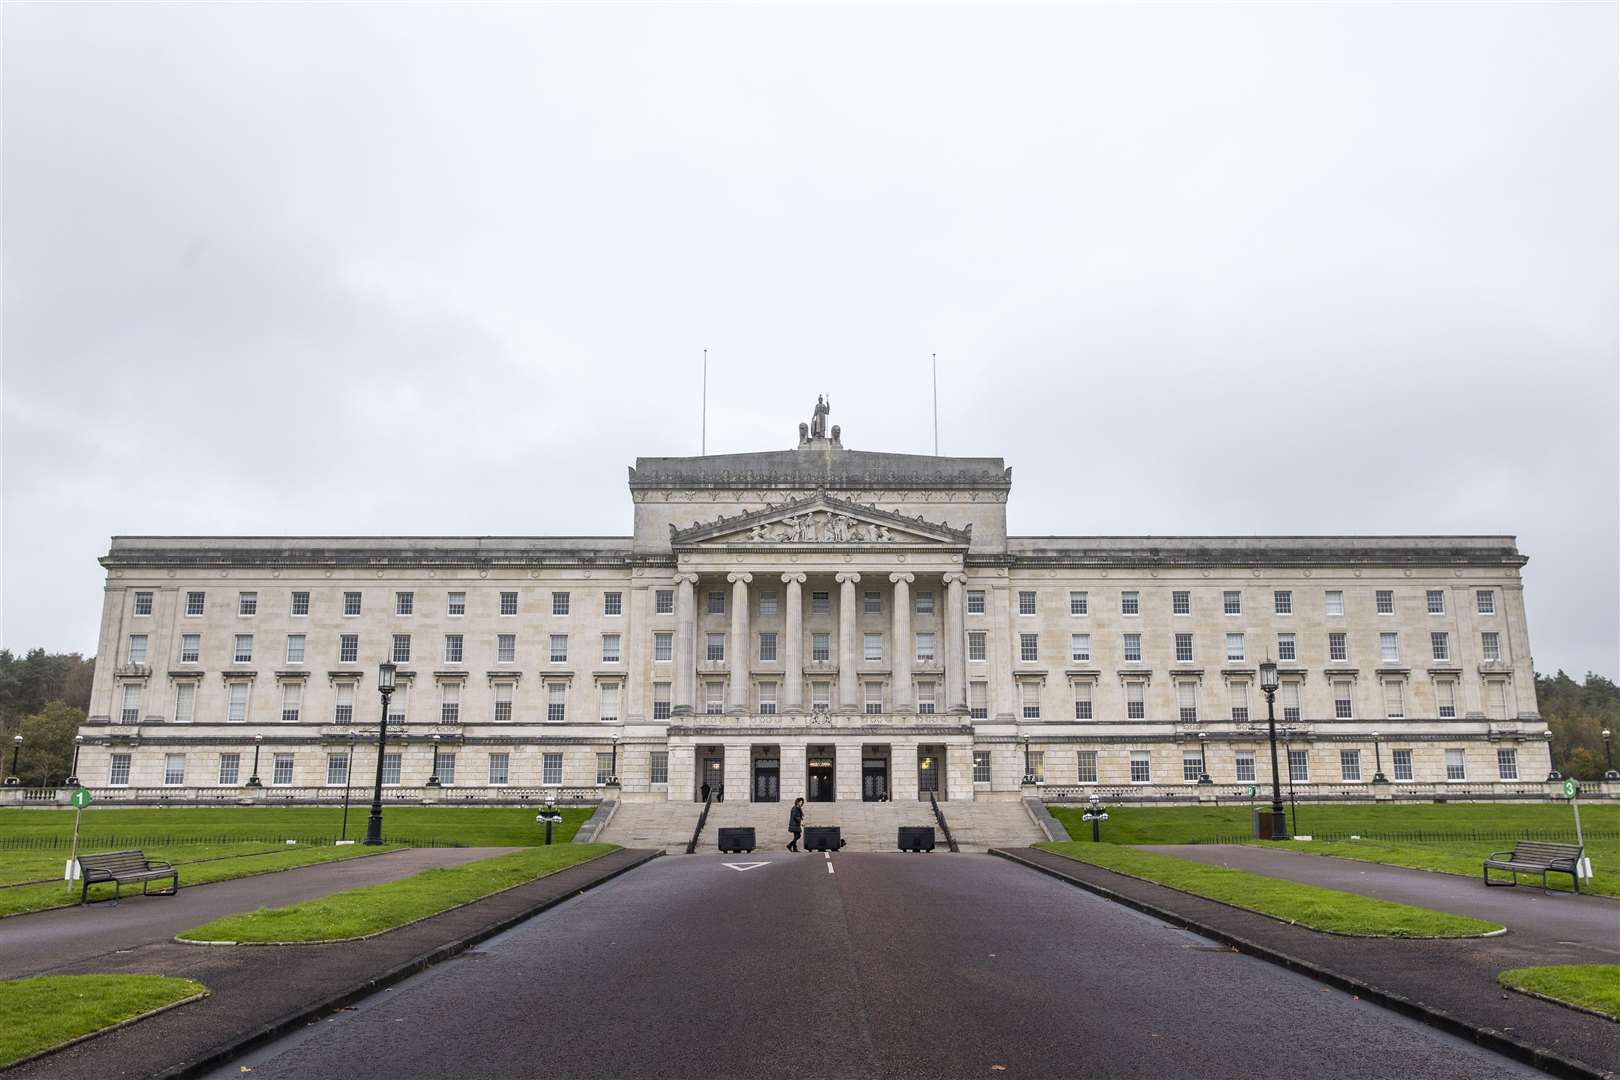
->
77, 408, 1549, 802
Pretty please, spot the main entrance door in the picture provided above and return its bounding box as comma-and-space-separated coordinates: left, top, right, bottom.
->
862, 758, 889, 802
753, 758, 780, 802
807, 757, 836, 802
699, 755, 725, 802
917, 750, 940, 801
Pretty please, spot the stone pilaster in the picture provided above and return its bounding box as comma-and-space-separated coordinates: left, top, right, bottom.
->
944, 572, 968, 714
672, 573, 698, 715
890, 572, 914, 713
727, 572, 752, 713
782, 572, 806, 711
836, 572, 861, 712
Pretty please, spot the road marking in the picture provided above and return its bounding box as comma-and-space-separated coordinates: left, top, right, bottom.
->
722, 862, 771, 872
827, 862, 835, 874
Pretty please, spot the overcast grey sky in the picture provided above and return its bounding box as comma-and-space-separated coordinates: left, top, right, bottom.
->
3, 3, 1616, 678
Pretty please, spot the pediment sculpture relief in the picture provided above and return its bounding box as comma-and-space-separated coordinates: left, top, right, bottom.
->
746, 510, 897, 544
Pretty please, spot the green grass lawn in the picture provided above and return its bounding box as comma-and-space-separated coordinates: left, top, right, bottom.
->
1498, 965, 1620, 1020
1035, 841, 1502, 937
178, 843, 618, 943
0, 975, 207, 1067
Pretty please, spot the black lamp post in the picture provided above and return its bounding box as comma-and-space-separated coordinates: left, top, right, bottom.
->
1370, 730, 1389, 784
1258, 658, 1287, 839
608, 735, 619, 785
246, 734, 263, 787
364, 662, 397, 845
1021, 732, 1036, 785
426, 733, 442, 786
65, 734, 85, 787
1603, 729, 1617, 781
5, 734, 22, 786
1196, 730, 1212, 784
340, 736, 356, 841
1545, 729, 1562, 782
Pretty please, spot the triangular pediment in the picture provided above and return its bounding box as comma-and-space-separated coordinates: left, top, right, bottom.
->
671, 493, 971, 548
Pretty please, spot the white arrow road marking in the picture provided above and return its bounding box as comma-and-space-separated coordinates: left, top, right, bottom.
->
722, 862, 771, 872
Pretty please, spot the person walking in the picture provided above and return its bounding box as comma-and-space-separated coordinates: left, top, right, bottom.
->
787, 797, 805, 852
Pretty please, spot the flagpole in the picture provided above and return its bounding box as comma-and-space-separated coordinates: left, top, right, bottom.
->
702, 348, 708, 456
932, 352, 939, 456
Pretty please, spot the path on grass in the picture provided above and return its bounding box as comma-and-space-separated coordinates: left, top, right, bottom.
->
0, 846, 517, 979
1147, 844, 1620, 956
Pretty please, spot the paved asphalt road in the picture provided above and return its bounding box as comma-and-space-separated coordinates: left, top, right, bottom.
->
1149, 844, 1620, 956
215, 852, 1543, 1080
0, 846, 514, 979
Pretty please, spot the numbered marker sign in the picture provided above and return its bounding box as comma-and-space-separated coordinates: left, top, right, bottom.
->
70, 788, 92, 809
1563, 778, 1580, 800
1245, 786, 1257, 798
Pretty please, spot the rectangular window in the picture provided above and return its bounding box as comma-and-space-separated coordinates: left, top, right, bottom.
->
489, 753, 510, 785
328, 753, 351, 786
967, 590, 985, 615
173, 681, 195, 723
272, 753, 294, 786
1281, 682, 1301, 724
654, 632, 673, 662
1223, 591, 1242, 616
865, 681, 884, 715
551, 591, 569, 616
127, 634, 148, 664
1130, 751, 1151, 783
1436, 679, 1457, 718
1445, 749, 1467, 781
448, 591, 466, 616
1019, 633, 1039, 662
1069, 590, 1088, 616
864, 633, 883, 662
223, 681, 247, 722
973, 751, 992, 783
1379, 632, 1399, 662
1172, 590, 1191, 616
1431, 632, 1450, 662
1225, 633, 1244, 662
551, 634, 569, 663
596, 754, 614, 786
1375, 590, 1393, 615
344, 591, 362, 616
1073, 681, 1093, 720
1230, 681, 1250, 723
1477, 590, 1496, 615
758, 682, 778, 715
218, 753, 240, 786
334, 681, 354, 724
133, 591, 153, 616
864, 591, 882, 615
650, 751, 669, 785
1392, 748, 1414, 782
1028, 751, 1045, 783
493, 681, 513, 722
441, 681, 461, 723
1077, 750, 1098, 784
281, 681, 302, 723
705, 633, 725, 662
1333, 680, 1353, 719
435, 751, 457, 786
109, 753, 131, 786
1481, 632, 1501, 662
1325, 591, 1344, 617
812, 632, 831, 662
542, 752, 563, 785
1021, 681, 1041, 719
1183, 753, 1203, 783
1070, 633, 1091, 662
1121, 591, 1139, 616
758, 632, 778, 662
340, 634, 359, 664
186, 591, 206, 616
396, 591, 414, 616
602, 634, 622, 663
655, 589, 674, 615
1287, 748, 1309, 783
291, 591, 310, 616
758, 591, 778, 617
233, 634, 254, 664
914, 590, 935, 615
1126, 681, 1145, 720
1384, 679, 1405, 719
164, 753, 185, 785
1496, 748, 1518, 781
286, 634, 306, 664
811, 591, 830, 614
1174, 633, 1194, 663
1018, 591, 1037, 616
812, 681, 832, 711
1277, 632, 1296, 662
598, 681, 620, 722
1340, 749, 1362, 781
1328, 632, 1347, 662
548, 682, 568, 722
653, 683, 671, 720
382, 753, 401, 785
1123, 633, 1142, 664
704, 681, 724, 715
1426, 590, 1445, 615
239, 591, 258, 616
604, 591, 623, 616
1235, 752, 1256, 784
494, 591, 516, 616
1177, 680, 1198, 723
390, 684, 411, 726
1273, 590, 1292, 615
915, 632, 936, 662
497, 634, 516, 663
969, 682, 988, 719
180, 634, 201, 664
968, 631, 987, 662
392, 634, 411, 664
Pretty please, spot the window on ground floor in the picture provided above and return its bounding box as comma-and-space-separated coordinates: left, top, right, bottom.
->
489, 752, 510, 785
1445, 749, 1467, 781
1340, 749, 1361, 782
272, 753, 294, 786
972, 751, 991, 783
1234, 752, 1255, 784
1497, 748, 1518, 781
1129, 751, 1151, 783
1077, 750, 1098, 784
109, 753, 131, 786
1286, 748, 1309, 783
650, 751, 669, 785
542, 753, 563, 785
1392, 749, 1414, 782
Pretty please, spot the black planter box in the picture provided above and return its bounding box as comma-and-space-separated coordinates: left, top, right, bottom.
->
897, 826, 935, 852
717, 827, 756, 853
803, 826, 842, 852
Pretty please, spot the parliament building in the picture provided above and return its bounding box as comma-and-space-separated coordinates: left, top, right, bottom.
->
77, 401, 1549, 805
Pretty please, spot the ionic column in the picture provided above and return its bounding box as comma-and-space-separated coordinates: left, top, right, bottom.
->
672, 574, 698, 715
890, 572, 914, 713
782, 572, 806, 711
727, 572, 752, 713
836, 572, 861, 712
944, 572, 968, 714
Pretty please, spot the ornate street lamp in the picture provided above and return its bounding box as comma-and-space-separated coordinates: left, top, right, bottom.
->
1258, 657, 1287, 840
1370, 730, 1389, 784
608, 735, 620, 785
1021, 732, 1036, 785
364, 662, 397, 845
426, 733, 443, 787
1603, 729, 1617, 781
1545, 729, 1562, 782
4, 734, 21, 786
1196, 730, 1212, 785
65, 734, 85, 787
246, 733, 264, 787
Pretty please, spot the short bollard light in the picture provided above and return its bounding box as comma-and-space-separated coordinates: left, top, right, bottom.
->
1080, 794, 1109, 842
537, 795, 563, 845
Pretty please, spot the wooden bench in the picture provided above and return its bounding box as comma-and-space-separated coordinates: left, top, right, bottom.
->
77, 850, 179, 906
1482, 841, 1583, 894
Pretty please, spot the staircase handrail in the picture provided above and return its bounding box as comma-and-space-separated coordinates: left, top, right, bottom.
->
929, 792, 960, 853
685, 789, 715, 854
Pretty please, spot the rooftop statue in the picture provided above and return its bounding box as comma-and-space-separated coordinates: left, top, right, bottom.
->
810, 395, 830, 439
